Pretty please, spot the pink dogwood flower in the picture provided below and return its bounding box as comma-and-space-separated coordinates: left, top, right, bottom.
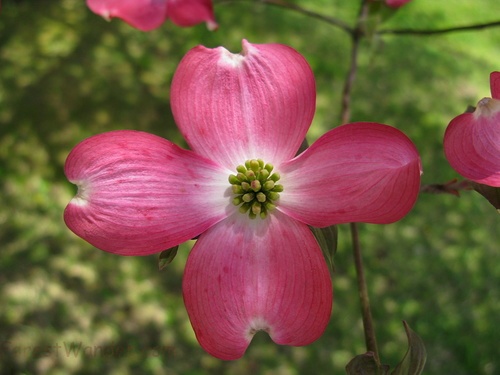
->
87, 0, 217, 32
444, 72, 500, 187
64, 40, 422, 360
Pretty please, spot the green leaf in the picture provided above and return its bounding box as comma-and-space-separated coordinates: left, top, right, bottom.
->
391, 321, 427, 375
310, 225, 338, 273
346, 352, 390, 375
469, 181, 500, 213
158, 246, 179, 271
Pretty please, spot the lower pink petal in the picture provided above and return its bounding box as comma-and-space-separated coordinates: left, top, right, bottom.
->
444, 108, 500, 187
64, 130, 229, 255
167, 0, 218, 30
87, 0, 168, 31
183, 212, 333, 360
278, 122, 422, 227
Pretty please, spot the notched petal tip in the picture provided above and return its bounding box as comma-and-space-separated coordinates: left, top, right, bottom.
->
68, 180, 90, 207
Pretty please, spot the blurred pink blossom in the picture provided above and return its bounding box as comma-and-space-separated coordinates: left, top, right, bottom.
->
444, 72, 500, 187
87, 0, 217, 31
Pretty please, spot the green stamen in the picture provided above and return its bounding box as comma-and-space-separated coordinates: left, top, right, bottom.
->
228, 159, 283, 219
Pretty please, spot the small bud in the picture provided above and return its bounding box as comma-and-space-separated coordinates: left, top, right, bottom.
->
256, 192, 267, 202
273, 184, 284, 192
259, 169, 270, 180
268, 191, 280, 201
249, 159, 260, 172
232, 185, 243, 194
251, 201, 262, 215
246, 170, 256, 181
228, 174, 240, 184
242, 193, 255, 202
236, 165, 247, 174
241, 181, 250, 191
270, 172, 280, 182
263, 180, 275, 191
251, 179, 261, 192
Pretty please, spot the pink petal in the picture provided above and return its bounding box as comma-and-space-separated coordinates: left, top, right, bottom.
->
64, 130, 229, 255
171, 40, 316, 170
491, 71, 500, 99
168, 0, 218, 30
385, 0, 412, 8
183, 212, 332, 360
277, 122, 422, 227
87, 0, 168, 31
444, 101, 500, 187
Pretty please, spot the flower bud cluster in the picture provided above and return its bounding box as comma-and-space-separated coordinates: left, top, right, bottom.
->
228, 159, 284, 219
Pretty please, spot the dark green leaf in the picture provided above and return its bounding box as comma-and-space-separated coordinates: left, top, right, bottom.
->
469, 181, 500, 212
391, 321, 427, 375
158, 246, 179, 271
310, 225, 338, 273
346, 352, 390, 375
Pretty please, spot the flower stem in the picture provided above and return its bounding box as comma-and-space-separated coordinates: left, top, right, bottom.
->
350, 222, 380, 363
343, 0, 380, 364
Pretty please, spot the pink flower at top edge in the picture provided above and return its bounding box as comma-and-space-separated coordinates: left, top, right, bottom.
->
444, 72, 500, 187
86, 0, 218, 32
385, 0, 412, 8
64, 40, 422, 359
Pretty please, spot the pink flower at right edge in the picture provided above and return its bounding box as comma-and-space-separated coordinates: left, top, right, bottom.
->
64, 40, 422, 360
444, 72, 500, 187
86, 0, 217, 31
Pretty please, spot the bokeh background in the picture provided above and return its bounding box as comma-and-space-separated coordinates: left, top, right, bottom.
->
1, 0, 499, 374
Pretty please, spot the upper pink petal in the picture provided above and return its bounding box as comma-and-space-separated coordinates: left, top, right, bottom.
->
171, 40, 316, 171
277, 122, 422, 227
167, 0, 218, 30
444, 101, 500, 187
87, 0, 168, 31
183, 212, 333, 360
491, 71, 500, 99
64, 130, 230, 255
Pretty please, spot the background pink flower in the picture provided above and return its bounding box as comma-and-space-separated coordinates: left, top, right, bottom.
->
385, 0, 413, 8
87, 0, 217, 31
444, 72, 500, 187
64, 40, 422, 359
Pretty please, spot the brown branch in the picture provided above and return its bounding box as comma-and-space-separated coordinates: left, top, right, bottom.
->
214, 0, 353, 34
379, 20, 500, 36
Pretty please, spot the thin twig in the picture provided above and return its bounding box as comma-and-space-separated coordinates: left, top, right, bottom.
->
342, 0, 381, 364
379, 20, 500, 36
214, 0, 353, 34
350, 222, 380, 363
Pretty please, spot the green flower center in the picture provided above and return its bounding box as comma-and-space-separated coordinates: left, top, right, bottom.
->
228, 159, 284, 219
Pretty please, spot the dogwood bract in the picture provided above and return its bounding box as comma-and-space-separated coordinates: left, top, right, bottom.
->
64, 40, 422, 360
444, 71, 500, 187
87, 0, 217, 31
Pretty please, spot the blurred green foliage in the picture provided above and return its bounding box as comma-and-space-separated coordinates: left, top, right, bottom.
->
1, 0, 499, 374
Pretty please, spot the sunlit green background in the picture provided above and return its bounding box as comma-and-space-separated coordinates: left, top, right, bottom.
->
1, 0, 499, 374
